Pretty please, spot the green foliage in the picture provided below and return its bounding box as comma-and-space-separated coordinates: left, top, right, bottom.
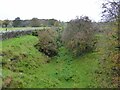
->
94, 23, 119, 88
1, 31, 117, 88
1, 19, 118, 88
1, 36, 101, 88
12, 17, 22, 27
0, 18, 62, 28
35, 29, 58, 57
30, 18, 41, 27
0, 20, 2, 27
2, 20, 10, 28
48, 19, 58, 26
62, 16, 96, 56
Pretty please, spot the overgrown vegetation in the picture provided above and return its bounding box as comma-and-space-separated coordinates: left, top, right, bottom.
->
1, 0, 119, 88
62, 16, 96, 56
0, 35, 100, 88
35, 29, 58, 57
100, 0, 119, 87
1, 22, 119, 88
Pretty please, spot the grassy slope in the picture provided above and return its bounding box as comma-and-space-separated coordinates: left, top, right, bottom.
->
1, 33, 114, 88
1, 35, 49, 87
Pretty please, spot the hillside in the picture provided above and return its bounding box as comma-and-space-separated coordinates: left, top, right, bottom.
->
1, 28, 117, 88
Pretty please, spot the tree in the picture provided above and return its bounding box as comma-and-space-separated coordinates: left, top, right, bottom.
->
102, 0, 120, 22
2, 19, 10, 28
62, 16, 95, 56
20, 20, 30, 27
35, 29, 58, 57
0, 20, 3, 27
54, 21, 60, 27
12, 17, 22, 27
48, 19, 58, 26
30, 18, 40, 27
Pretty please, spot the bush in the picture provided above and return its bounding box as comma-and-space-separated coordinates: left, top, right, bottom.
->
61, 16, 96, 56
35, 29, 58, 57
32, 30, 39, 36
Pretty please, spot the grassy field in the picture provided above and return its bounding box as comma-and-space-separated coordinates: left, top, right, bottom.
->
0, 27, 50, 31
1, 28, 117, 88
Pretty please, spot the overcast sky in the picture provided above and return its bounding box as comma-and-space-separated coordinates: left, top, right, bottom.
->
0, 0, 104, 22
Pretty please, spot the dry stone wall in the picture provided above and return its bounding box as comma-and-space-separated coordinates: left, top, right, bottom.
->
0, 29, 36, 40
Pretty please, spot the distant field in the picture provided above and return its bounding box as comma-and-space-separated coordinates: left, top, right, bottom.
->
0, 27, 50, 31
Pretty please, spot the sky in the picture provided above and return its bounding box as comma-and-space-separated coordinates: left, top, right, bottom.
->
0, 0, 104, 22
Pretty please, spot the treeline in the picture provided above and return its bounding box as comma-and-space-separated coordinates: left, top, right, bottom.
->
0, 17, 63, 28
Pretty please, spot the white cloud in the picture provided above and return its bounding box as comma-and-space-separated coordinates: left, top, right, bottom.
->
0, 0, 103, 21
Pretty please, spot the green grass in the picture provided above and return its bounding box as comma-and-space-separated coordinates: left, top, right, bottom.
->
1, 35, 101, 88
1, 31, 116, 88
0, 27, 50, 31
1, 35, 50, 87
0, 20, 118, 88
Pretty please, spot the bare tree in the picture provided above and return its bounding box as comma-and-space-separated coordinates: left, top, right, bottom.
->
102, 0, 120, 49
102, 0, 120, 22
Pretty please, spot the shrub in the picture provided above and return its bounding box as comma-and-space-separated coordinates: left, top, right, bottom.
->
61, 16, 96, 56
32, 30, 39, 36
35, 29, 58, 57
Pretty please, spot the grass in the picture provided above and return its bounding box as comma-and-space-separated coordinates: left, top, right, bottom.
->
50, 47, 99, 88
1, 35, 101, 88
1, 35, 50, 87
1, 30, 117, 88
0, 18, 117, 88
0, 27, 50, 31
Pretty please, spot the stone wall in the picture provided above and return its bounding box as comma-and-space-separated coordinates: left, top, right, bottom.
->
0, 30, 35, 40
